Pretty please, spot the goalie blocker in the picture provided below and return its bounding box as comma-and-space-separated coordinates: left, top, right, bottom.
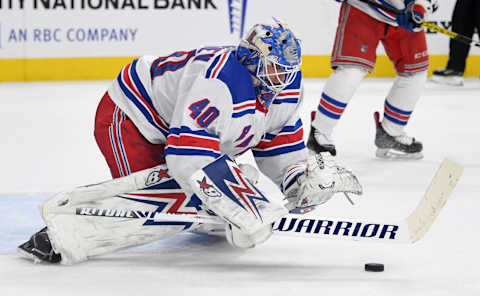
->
188, 155, 288, 248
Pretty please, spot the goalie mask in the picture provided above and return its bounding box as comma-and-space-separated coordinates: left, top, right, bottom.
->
236, 19, 302, 97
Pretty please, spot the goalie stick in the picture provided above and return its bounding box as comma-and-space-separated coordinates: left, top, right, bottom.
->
53, 158, 463, 244
358, 0, 480, 47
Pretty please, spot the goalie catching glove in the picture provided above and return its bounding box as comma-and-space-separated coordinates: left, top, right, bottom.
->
282, 152, 362, 213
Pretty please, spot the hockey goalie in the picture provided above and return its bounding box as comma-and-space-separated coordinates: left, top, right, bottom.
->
18, 19, 362, 264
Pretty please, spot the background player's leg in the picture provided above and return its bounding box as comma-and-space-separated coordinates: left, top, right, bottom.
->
377, 29, 428, 159
309, 3, 380, 156
447, 0, 474, 75
310, 66, 367, 155
474, 0, 480, 70
432, 0, 474, 86
381, 71, 427, 138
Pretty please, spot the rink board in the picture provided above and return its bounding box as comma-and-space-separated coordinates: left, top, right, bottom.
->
1, 0, 479, 81
1, 55, 479, 81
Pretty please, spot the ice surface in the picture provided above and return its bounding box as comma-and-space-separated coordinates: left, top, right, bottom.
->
0, 78, 479, 296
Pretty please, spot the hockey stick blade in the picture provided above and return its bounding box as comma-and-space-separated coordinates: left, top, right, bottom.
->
406, 158, 463, 242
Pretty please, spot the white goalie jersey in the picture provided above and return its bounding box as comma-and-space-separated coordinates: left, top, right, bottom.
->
106, 46, 307, 195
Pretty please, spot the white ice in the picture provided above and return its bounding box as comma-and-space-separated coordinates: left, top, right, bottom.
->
0, 78, 479, 296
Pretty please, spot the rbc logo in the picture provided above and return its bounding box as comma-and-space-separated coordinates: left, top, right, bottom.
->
228, 0, 248, 38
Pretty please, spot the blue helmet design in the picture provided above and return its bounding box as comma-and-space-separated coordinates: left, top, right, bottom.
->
236, 19, 302, 95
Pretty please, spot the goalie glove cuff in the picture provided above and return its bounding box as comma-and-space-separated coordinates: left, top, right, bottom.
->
281, 163, 306, 196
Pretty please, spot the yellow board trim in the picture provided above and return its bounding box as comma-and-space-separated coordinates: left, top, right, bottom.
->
1, 55, 479, 81
0, 57, 137, 82
301, 55, 480, 78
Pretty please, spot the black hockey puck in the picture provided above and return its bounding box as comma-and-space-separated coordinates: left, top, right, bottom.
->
364, 263, 384, 272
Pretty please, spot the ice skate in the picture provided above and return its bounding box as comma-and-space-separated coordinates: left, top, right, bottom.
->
430, 68, 464, 86
374, 111, 423, 160
17, 227, 61, 263
307, 112, 337, 156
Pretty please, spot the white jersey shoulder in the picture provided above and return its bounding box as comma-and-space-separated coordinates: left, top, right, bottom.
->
106, 47, 233, 145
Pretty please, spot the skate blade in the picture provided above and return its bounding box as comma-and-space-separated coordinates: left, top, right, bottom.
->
376, 148, 423, 160
430, 76, 463, 87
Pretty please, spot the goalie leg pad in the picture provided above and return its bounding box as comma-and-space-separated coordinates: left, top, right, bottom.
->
42, 164, 200, 264
43, 194, 197, 264
43, 191, 198, 264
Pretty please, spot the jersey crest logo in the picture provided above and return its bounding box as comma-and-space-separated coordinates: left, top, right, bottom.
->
235, 125, 251, 141
235, 125, 254, 149
235, 135, 254, 148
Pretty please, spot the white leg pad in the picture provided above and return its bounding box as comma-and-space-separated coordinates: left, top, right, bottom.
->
43, 190, 195, 264
42, 164, 198, 264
